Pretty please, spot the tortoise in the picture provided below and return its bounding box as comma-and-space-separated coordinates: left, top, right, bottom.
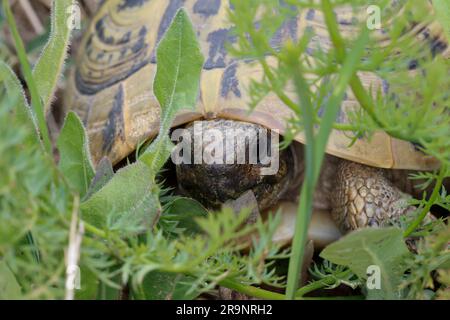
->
64, 0, 449, 244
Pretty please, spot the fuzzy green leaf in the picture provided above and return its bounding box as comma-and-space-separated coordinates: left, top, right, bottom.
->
0, 60, 41, 144
166, 197, 209, 235
141, 8, 204, 172
0, 61, 27, 108
153, 8, 204, 116
0, 261, 22, 299
80, 161, 160, 234
134, 272, 200, 300
141, 134, 175, 175
57, 112, 95, 197
33, 0, 74, 114
433, 0, 450, 41
320, 227, 412, 299
83, 157, 114, 201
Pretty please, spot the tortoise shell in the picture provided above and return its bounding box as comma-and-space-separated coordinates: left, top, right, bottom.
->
65, 0, 448, 169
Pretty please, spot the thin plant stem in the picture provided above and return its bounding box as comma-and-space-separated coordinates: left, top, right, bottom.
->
321, 0, 425, 145
313, 29, 371, 179
219, 279, 286, 300
285, 21, 370, 299
257, 43, 357, 132
285, 62, 316, 299
403, 164, 447, 237
295, 269, 352, 297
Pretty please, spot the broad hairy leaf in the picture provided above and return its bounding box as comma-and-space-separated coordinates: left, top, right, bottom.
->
141, 134, 175, 176
0, 60, 27, 107
80, 161, 160, 235
433, 0, 450, 41
320, 227, 412, 299
153, 8, 204, 115
57, 112, 95, 197
0, 261, 21, 299
83, 157, 114, 201
33, 0, 74, 114
134, 272, 200, 300
0, 60, 38, 136
166, 197, 209, 236
141, 8, 204, 172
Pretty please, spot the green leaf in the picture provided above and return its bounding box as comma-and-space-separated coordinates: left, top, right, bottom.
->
75, 266, 99, 300
83, 157, 114, 201
141, 8, 204, 172
436, 252, 450, 269
81, 161, 160, 235
33, 0, 74, 114
141, 135, 175, 175
57, 112, 95, 197
134, 272, 200, 300
94, 265, 123, 300
320, 227, 412, 299
285, 18, 371, 298
0, 60, 27, 107
0, 261, 22, 299
433, 0, 450, 41
166, 197, 209, 235
153, 8, 204, 116
0, 60, 38, 140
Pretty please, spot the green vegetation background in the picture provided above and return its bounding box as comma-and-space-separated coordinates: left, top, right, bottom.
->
0, 0, 449, 300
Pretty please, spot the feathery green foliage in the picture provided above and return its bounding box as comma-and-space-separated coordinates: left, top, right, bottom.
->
228, 0, 449, 298
0, 91, 72, 299
1, 4, 289, 300
0, 0, 448, 300
400, 223, 450, 299
76, 9, 287, 299
321, 227, 412, 299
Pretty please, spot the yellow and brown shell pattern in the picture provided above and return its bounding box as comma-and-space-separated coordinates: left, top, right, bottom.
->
65, 0, 448, 168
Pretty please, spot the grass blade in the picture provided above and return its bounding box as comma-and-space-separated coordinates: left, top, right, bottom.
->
285, 27, 370, 299
2, 0, 51, 154
433, 0, 450, 41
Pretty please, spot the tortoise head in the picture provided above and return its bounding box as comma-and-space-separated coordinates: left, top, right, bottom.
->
174, 119, 297, 211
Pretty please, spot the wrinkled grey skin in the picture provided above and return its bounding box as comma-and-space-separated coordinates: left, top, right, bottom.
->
176, 120, 296, 211
176, 120, 443, 233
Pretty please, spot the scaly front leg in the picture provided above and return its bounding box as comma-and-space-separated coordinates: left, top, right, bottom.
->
331, 160, 417, 233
